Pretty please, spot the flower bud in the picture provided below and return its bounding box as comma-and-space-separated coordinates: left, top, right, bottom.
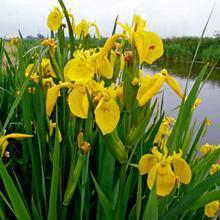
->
80, 141, 91, 155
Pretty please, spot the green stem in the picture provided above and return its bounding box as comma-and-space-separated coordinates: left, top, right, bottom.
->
58, 0, 75, 58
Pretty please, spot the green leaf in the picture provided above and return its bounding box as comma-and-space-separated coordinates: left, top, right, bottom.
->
0, 160, 31, 220
144, 113, 164, 154
143, 179, 158, 220
103, 131, 128, 162
48, 109, 60, 220
136, 175, 142, 220
187, 190, 220, 211
167, 64, 208, 152
63, 154, 85, 205
91, 172, 114, 219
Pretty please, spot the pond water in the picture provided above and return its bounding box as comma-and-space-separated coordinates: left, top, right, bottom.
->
143, 61, 220, 144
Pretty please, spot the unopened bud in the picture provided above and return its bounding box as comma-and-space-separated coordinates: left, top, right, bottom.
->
124, 49, 132, 64
132, 77, 139, 86
80, 141, 91, 154
77, 131, 84, 148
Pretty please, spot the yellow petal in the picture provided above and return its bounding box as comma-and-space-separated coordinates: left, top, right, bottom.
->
41, 58, 56, 78
147, 163, 176, 197
25, 64, 35, 77
110, 50, 116, 68
192, 98, 202, 110
205, 201, 220, 218
46, 82, 72, 116
137, 73, 166, 106
138, 154, 158, 175
133, 14, 147, 32
1, 133, 33, 157
98, 34, 126, 60
166, 75, 183, 98
89, 22, 101, 39
172, 158, 191, 184
65, 58, 94, 82
46, 85, 62, 116
97, 57, 113, 79
75, 19, 89, 38
64, 59, 75, 81
47, 8, 62, 31
68, 85, 89, 119
200, 143, 215, 156
136, 75, 152, 102
143, 32, 163, 64
94, 97, 120, 135
134, 32, 150, 64
4, 133, 33, 139
210, 164, 220, 175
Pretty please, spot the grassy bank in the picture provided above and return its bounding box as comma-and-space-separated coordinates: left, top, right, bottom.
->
7, 36, 220, 66
163, 37, 220, 65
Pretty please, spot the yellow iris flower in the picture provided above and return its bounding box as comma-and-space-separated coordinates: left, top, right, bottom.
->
200, 143, 219, 156
64, 56, 95, 82
133, 14, 147, 33
41, 38, 56, 57
134, 31, 163, 64
119, 14, 163, 64
136, 72, 166, 106
47, 7, 62, 31
47, 120, 62, 143
136, 69, 184, 106
205, 201, 220, 218
98, 34, 126, 60
25, 58, 56, 83
154, 117, 176, 144
138, 146, 191, 196
75, 19, 89, 38
88, 22, 101, 39
40, 58, 57, 78
89, 83, 120, 135
68, 83, 89, 119
9, 37, 19, 46
210, 164, 220, 175
0, 131, 33, 157
25, 64, 39, 83
64, 49, 114, 81
75, 19, 100, 39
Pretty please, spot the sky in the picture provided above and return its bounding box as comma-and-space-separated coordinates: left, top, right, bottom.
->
0, 0, 219, 38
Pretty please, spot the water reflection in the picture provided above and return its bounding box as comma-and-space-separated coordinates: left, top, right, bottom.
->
143, 61, 220, 144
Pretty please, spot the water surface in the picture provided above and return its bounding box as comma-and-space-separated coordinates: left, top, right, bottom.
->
144, 61, 220, 144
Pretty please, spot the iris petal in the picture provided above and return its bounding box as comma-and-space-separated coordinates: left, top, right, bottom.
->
68, 85, 89, 119
94, 97, 120, 135
148, 163, 176, 197
172, 158, 191, 184
138, 154, 158, 175
166, 75, 183, 98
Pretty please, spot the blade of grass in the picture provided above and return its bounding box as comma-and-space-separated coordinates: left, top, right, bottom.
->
48, 108, 60, 220
0, 160, 31, 220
